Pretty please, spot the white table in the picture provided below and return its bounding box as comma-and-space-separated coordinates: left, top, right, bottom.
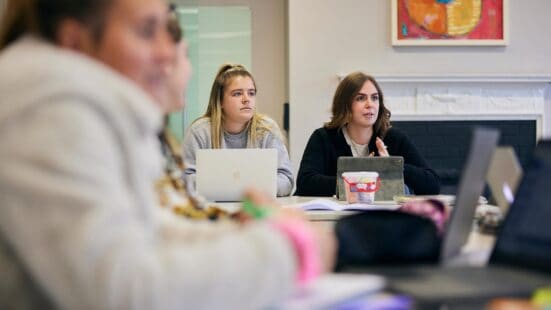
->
216, 196, 497, 266
215, 196, 399, 221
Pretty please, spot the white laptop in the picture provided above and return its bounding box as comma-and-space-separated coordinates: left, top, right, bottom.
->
486, 146, 523, 215
196, 148, 277, 202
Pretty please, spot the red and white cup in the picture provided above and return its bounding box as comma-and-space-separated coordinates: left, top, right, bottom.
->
342, 171, 380, 204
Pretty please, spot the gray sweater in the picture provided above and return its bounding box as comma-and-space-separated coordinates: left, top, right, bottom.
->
183, 117, 294, 196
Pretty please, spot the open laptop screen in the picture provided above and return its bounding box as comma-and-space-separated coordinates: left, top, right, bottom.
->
440, 127, 500, 263
196, 148, 277, 202
486, 147, 523, 214
490, 140, 551, 272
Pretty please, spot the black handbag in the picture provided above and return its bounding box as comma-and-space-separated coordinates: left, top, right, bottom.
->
334, 210, 442, 271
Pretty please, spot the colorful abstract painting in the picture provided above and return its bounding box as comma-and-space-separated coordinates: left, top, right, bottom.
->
392, 0, 508, 46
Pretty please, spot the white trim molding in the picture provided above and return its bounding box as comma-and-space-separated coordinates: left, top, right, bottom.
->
338, 74, 551, 141
337, 73, 551, 83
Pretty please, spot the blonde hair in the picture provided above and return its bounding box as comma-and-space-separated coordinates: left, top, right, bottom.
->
201, 63, 280, 148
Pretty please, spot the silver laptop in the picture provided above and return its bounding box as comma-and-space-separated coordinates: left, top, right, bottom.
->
486, 146, 523, 215
336, 156, 405, 201
440, 127, 501, 263
196, 148, 277, 202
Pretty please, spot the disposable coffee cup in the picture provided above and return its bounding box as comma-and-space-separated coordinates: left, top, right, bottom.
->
342, 171, 380, 204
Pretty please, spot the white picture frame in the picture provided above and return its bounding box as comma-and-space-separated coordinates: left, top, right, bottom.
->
391, 0, 509, 46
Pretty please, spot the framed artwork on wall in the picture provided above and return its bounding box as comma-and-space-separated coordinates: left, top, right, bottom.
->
391, 0, 508, 46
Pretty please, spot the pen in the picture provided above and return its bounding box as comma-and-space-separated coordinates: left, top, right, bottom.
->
242, 198, 271, 219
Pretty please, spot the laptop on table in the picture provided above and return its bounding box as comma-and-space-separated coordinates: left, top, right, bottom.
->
486, 146, 523, 215
440, 127, 501, 263
195, 148, 277, 202
353, 132, 551, 307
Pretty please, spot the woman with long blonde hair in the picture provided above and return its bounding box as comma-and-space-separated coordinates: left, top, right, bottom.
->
183, 63, 294, 196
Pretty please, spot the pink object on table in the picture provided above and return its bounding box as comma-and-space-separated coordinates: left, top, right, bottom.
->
398, 199, 450, 235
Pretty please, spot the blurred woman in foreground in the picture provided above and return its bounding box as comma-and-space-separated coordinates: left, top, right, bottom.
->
0, 0, 334, 308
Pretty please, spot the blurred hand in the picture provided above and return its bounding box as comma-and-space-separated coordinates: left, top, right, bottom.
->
244, 187, 274, 207
241, 188, 305, 221
309, 222, 337, 273
243, 188, 337, 273
375, 137, 389, 157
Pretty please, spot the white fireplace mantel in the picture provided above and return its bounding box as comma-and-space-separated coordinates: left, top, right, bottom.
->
336, 73, 551, 140
337, 73, 551, 83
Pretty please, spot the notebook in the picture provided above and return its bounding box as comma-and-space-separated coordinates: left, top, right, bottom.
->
295, 198, 401, 212
486, 146, 523, 215
336, 156, 405, 201
357, 135, 551, 307
195, 148, 277, 202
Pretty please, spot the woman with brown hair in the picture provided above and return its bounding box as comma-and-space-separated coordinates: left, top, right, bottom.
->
295, 71, 440, 196
0, 0, 334, 308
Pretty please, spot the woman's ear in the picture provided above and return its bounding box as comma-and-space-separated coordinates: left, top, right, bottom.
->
55, 19, 95, 53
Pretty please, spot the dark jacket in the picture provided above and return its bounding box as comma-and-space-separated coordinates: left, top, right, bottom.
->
295, 127, 440, 196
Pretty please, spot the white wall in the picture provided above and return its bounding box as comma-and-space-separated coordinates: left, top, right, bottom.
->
288, 0, 551, 174
202, 0, 287, 129
546, 85, 551, 138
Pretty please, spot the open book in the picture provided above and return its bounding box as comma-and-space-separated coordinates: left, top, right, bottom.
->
294, 198, 401, 212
